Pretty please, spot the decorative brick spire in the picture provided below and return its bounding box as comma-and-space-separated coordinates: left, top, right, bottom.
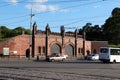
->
46, 24, 51, 35
60, 25, 65, 37
75, 29, 78, 38
33, 22, 37, 34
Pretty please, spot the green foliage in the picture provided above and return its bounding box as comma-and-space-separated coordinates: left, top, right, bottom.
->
25, 29, 31, 34
0, 34, 3, 40
0, 26, 11, 38
79, 23, 103, 41
0, 26, 30, 40
108, 44, 120, 48
78, 7, 120, 45
66, 31, 74, 34
102, 7, 120, 44
0, 7, 120, 45
112, 7, 120, 17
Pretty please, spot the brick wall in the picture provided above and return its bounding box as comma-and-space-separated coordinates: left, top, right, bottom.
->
91, 41, 108, 54
0, 35, 30, 57
0, 33, 108, 58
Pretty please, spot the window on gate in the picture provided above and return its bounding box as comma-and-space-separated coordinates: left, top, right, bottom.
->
78, 48, 81, 53
38, 46, 41, 53
43, 46, 45, 53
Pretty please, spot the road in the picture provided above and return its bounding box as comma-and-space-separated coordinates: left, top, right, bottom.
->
0, 58, 120, 80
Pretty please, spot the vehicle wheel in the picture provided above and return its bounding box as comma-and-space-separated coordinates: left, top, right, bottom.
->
62, 58, 65, 62
113, 60, 116, 63
92, 58, 95, 60
51, 59, 54, 62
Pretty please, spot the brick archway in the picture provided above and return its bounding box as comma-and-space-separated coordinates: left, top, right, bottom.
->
50, 43, 61, 54
65, 44, 74, 56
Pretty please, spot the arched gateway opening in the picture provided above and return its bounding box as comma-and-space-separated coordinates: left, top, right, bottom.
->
50, 44, 61, 54
65, 44, 74, 56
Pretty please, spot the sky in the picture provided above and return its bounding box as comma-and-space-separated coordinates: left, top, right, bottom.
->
0, 0, 120, 32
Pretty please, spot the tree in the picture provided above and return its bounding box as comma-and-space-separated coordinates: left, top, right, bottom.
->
102, 7, 120, 44
112, 7, 120, 17
0, 26, 31, 40
11, 27, 25, 36
25, 29, 31, 34
0, 26, 11, 39
79, 23, 103, 41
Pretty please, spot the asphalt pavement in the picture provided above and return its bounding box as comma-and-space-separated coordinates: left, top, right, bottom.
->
0, 58, 120, 80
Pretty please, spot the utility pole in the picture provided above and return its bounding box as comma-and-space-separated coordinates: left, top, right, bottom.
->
83, 31, 86, 56
29, 5, 35, 59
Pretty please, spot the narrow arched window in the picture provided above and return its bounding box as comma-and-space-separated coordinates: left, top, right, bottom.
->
43, 46, 45, 53
38, 46, 41, 53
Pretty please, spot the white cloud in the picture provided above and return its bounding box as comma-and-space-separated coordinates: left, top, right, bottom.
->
34, 0, 48, 3
93, 5, 101, 9
26, 4, 47, 12
48, 5, 58, 12
60, 9, 69, 12
26, 0, 58, 12
6, 0, 18, 5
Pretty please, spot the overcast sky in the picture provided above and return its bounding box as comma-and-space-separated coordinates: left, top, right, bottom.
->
0, 0, 120, 32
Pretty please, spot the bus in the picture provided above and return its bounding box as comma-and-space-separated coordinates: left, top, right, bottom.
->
99, 47, 120, 63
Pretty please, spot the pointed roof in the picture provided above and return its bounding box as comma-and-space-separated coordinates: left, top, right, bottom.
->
33, 22, 37, 27
46, 24, 50, 29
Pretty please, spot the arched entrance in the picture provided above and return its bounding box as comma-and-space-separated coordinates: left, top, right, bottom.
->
50, 44, 61, 54
65, 44, 74, 56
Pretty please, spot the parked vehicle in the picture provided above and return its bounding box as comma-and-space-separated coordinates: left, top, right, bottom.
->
46, 53, 68, 62
85, 54, 99, 60
99, 47, 120, 63
91, 54, 99, 60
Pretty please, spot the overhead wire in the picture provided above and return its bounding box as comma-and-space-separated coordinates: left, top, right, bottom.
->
2, 18, 28, 25
4, 0, 91, 4
0, 0, 26, 7
34, 0, 104, 15
32, 0, 116, 29
0, 0, 114, 29
0, 0, 106, 21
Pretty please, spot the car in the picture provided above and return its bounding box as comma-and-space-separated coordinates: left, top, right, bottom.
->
85, 54, 94, 60
91, 54, 99, 60
46, 53, 68, 62
85, 54, 99, 60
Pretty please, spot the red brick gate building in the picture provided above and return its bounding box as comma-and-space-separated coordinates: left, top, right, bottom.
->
0, 22, 108, 58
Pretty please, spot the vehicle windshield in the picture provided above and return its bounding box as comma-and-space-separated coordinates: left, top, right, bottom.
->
100, 48, 108, 53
